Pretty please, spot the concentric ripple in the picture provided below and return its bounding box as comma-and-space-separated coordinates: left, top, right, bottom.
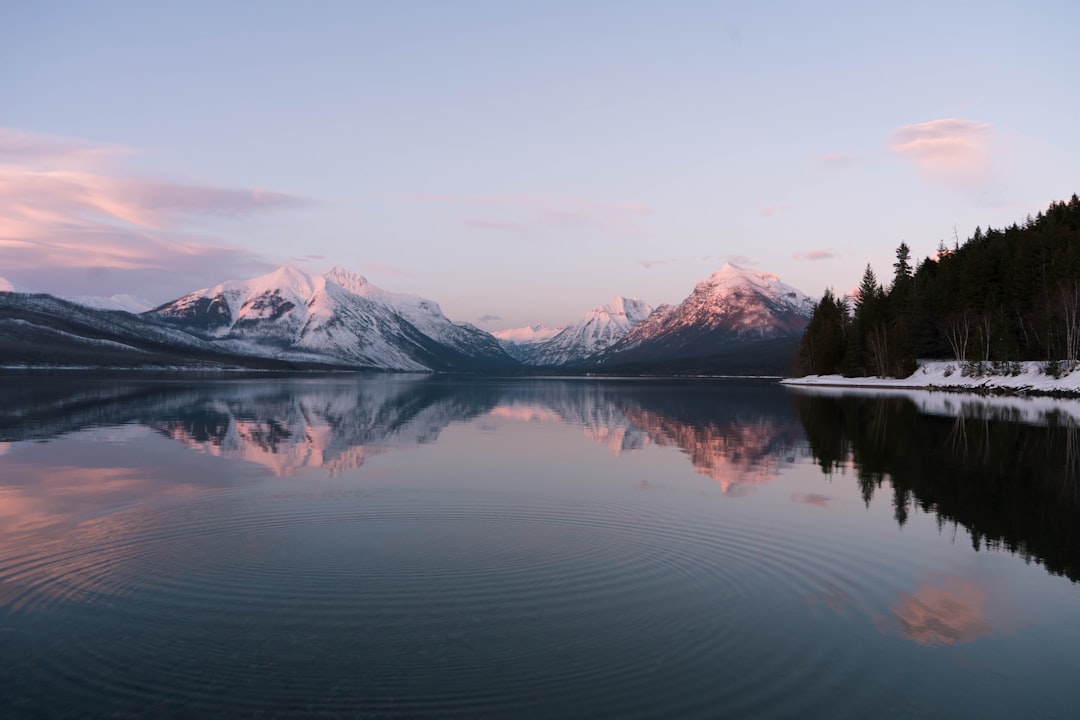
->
1, 489, 911, 719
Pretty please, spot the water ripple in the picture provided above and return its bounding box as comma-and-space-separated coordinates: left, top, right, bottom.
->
0, 491, 910, 719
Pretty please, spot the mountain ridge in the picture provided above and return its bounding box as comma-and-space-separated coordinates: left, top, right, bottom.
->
3, 261, 815, 374
496, 295, 653, 366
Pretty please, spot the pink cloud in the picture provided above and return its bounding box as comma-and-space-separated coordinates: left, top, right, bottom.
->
793, 249, 837, 261
890, 118, 994, 189
759, 203, 794, 218
0, 127, 308, 300
0, 126, 133, 168
639, 258, 674, 269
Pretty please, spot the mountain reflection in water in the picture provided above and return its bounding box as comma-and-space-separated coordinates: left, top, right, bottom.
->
2, 376, 1078, 586
3, 376, 1080, 718
0, 376, 805, 490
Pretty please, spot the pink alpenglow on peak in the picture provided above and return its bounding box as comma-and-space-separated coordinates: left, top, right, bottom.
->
0, 277, 28, 293
496, 295, 654, 366
147, 265, 514, 371
492, 324, 565, 344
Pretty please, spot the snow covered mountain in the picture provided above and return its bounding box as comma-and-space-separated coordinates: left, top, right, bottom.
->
590, 263, 815, 373
148, 265, 518, 371
3, 262, 813, 375
65, 294, 154, 313
0, 292, 304, 369
492, 323, 563, 346
496, 296, 653, 366
0, 277, 28, 293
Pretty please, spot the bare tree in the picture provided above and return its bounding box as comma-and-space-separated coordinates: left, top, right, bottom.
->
1058, 281, 1080, 371
974, 312, 993, 364
866, 325, 889, 377
940, 311, 970, 362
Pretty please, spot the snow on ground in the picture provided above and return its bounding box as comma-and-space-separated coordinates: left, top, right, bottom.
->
783, 360, 1080, 422
783, 380, 1080, 427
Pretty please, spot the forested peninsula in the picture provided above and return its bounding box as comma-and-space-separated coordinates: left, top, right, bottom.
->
795, 194, 1080, 381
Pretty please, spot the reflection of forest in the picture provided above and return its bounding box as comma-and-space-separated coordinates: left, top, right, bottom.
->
793, 391, 1080, 583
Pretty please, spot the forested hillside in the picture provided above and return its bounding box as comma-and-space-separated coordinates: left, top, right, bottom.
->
796, 194, 1080, 377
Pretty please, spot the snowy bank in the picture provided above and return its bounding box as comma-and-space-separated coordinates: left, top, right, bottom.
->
782, 360, 1080, 396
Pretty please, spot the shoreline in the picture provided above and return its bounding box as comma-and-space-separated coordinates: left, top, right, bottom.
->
781, 360, 1080, 398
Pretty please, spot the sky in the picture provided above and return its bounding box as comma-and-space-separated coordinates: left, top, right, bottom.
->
2, 1, 1078, 329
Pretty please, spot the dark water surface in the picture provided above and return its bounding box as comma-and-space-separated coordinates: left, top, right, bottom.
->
1, 375, 1078, 719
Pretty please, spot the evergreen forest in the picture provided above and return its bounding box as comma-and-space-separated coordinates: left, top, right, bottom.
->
795, 194, 1080, 378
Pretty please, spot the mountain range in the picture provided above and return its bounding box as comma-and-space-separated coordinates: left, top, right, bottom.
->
0, 263, 815, 374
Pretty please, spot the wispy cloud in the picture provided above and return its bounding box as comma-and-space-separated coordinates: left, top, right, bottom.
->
816, 152, 858, 169
0, 126, 309, 299
0, 127, 133, 167
759, 203, 794, 218
477, 313, 502, 324
793, 249, 836, 261
890, 118, 994, 189
413, 193, 651, 238
462, 218, 531, 234
639, 258, 675, 269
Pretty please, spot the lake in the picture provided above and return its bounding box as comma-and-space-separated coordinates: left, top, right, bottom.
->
1, 374, 1078, 719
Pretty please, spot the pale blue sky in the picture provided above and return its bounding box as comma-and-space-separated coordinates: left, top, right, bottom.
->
2, 1, 1077, 328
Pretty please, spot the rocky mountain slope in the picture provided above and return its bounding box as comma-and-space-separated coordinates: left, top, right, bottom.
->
588, 263, 815, 374
149, 265, 518, 372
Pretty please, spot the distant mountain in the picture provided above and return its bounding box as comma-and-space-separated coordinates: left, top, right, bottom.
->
589, 263, 815, 374
0, 292, 328, 370
149, 265, 518, 372
66, 294, 154, 313
2, 262, 813, 375
496, 296, 653, 366
492, 323, 563, 347
0, 277, 28, 293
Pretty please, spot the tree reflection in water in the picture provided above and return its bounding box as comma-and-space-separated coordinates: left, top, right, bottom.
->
791, 388, 1080, 583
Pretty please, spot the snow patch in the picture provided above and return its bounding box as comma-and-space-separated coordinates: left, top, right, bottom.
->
783, 360, 1080, 397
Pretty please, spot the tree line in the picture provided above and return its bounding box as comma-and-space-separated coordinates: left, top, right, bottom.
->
795, 193, 1080, 377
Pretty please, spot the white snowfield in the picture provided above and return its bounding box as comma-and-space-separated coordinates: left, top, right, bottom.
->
492, 323, 564, 344
783, 360, 1080, 396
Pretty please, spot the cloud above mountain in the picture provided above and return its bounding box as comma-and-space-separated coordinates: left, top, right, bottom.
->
0, 127, 307, 300
890, 118, 994, 190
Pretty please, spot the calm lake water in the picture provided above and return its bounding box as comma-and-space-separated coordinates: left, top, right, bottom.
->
1, 375, 1078, 719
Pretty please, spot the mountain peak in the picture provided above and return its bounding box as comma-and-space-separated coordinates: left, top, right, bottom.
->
251, 265, 317, 296
0, 277, 28, 293
587, 296, 653, 323
323, 266, 371, 295
704, 263, 781, 290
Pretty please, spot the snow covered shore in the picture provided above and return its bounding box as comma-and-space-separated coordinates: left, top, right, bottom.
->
782, 360, 1080, 396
